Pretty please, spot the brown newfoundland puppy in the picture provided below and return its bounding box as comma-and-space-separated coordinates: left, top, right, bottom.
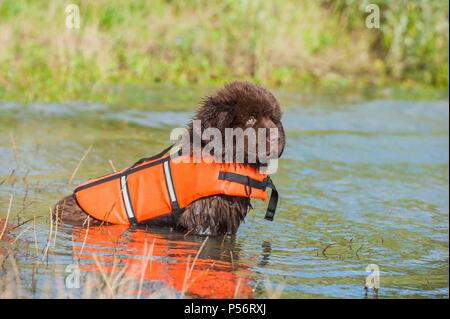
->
54, 81, 285, 236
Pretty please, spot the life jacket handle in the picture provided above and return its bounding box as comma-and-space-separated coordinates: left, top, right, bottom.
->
130, 144, 175, 168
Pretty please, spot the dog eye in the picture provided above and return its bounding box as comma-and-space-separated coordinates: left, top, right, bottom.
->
246, 116, 257, 126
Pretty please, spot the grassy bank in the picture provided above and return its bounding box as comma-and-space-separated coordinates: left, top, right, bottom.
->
0, 0, 448, 103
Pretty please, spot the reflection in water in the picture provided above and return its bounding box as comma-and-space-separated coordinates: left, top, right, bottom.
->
257, 241, 272, 268
70, 225, 253, 298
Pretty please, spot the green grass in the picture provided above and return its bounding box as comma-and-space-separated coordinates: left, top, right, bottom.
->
0, 0, 448, 103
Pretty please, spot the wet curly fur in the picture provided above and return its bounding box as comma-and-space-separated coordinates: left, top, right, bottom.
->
54, 81, 285, 236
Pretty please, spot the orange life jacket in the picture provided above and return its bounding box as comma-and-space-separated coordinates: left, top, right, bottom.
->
74, 146, 278, 225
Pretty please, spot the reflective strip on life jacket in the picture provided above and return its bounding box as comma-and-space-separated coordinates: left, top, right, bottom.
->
120, 175, 137, 224
163, 160, 179, 213
73, 147, 279, 225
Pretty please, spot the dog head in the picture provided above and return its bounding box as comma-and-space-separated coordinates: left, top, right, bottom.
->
187, 81, 285, 165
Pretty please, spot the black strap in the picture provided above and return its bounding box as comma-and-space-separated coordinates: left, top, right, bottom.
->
218, 172, 266, 190
263, 176, 278, 221
218, 171, 279, 221
128, 216, 138, 225
131, 144, 174, 168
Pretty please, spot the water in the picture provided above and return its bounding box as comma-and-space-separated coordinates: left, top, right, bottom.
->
0, 90, 448, 298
